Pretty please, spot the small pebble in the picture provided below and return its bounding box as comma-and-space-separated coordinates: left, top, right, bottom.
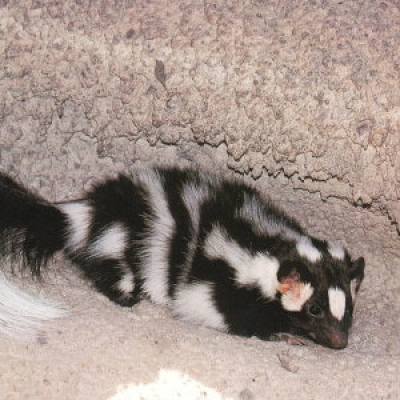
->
36, 331, 48, 345
277, 352, 299, 373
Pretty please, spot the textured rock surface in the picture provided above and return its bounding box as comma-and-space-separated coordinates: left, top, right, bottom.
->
0, 1, 399, 399
1, 1, 399, 225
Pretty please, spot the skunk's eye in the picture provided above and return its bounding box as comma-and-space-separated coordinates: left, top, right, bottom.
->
307, 303, 324, 318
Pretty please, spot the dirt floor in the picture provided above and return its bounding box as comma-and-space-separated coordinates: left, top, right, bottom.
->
0, 253, 398, 400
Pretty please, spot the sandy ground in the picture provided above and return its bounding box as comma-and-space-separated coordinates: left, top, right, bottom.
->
0, 255, 398, 400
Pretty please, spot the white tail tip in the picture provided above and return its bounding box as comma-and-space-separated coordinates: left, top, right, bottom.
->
0, 273, 67, 340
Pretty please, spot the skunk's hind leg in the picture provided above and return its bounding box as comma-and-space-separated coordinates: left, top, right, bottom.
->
59, 200, 143, 307
77, 257, 141, 307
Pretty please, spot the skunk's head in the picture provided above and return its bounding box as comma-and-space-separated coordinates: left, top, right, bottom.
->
276, 241, 365, 349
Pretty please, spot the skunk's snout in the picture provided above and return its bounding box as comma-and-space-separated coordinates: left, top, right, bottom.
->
325, 330, 348, 349
313, 323, 349, 349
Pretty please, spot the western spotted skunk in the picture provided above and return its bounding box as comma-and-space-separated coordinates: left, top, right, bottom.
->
0, 167, 364, 348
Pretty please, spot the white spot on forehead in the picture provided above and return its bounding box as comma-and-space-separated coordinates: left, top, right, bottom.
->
281, 282, 314, 312
328, 242, 346, 260
296, 237, 322, 263
204, 226, 280, 299
328, 287, 346, 321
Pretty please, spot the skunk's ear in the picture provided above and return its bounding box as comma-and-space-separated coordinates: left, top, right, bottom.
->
277, 261, 314, 312
349, 257, 365, 301
278, 260, 313, 283
349, 257, 365, 282
277, 269, 300, 294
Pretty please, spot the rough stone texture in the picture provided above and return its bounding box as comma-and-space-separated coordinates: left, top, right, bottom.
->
1, 1, 399, 224
0, 1, 399, 400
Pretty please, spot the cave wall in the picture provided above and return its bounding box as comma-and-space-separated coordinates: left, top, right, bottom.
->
0, 1, 399, 283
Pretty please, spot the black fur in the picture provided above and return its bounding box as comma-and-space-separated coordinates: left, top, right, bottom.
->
160, 169, 194, 298
0, 173, 66, 274
0, 167, 365, 348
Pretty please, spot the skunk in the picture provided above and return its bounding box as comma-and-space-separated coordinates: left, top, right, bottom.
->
0, 167, 364, 348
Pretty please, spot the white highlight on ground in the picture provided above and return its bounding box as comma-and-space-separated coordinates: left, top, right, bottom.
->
108, 369, 234, 400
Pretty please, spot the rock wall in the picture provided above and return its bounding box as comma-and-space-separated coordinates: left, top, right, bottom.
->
0, 1, 399, 280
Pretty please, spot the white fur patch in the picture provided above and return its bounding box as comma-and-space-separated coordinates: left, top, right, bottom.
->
350, 279, 358, 303
172, 283, 227, 331
117, 270, 135, 295
136, 170, 175, 305
90, 223, 128, 259
204, 226, 280, 299
182, 183, 210, 230
328, 287, 346, 321
0, 273, 66, 339
328, 242, 346, 260
281, 282, 314, 312
237, 193, 301, 241
59, 201, 92, 252
296, 236, 322, 263
180, 182, 211, 282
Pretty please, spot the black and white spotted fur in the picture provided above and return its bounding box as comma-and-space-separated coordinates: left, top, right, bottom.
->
0, 167, 365, 348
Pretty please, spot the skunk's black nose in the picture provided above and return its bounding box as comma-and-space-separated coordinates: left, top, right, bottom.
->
313, 326, 349, 349
328, 332, 348, 349
321, 329, 348, 349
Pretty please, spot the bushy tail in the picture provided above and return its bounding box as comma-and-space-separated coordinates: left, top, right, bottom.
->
0, 273, 67, 339
0, 172, 68, 339
0, 173, 66, 273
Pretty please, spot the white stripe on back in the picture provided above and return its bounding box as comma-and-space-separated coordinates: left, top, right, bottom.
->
328, 242, 346, 260
204, 226, 280, 299
296, 236, 322, 263
136, 170, 175, 305
59, 202, 92, 253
